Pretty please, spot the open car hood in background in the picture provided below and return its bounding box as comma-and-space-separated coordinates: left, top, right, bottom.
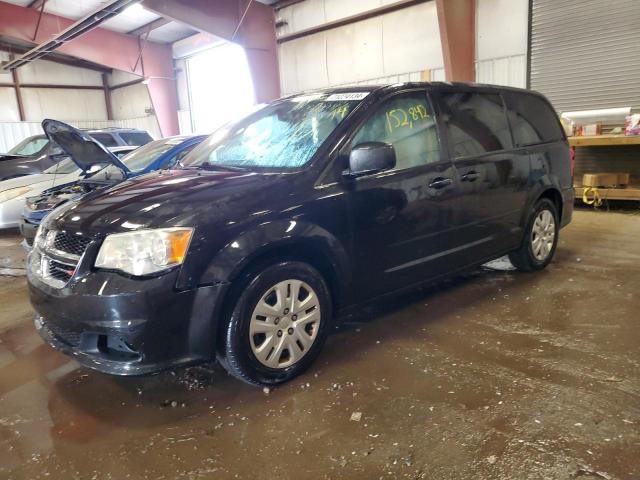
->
42, 119, 131, 175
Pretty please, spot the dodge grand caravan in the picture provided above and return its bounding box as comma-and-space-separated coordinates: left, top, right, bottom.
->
27, 83, 573, 386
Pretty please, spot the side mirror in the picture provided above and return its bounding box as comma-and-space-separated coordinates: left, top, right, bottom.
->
345, 142, 396, 178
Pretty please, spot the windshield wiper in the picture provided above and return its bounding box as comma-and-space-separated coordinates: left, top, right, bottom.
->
192, 162, 248, 172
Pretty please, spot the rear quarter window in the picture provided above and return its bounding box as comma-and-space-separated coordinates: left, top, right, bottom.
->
118, 132, 153, 146
505, 93, 564, 147
438, 91, 512, 158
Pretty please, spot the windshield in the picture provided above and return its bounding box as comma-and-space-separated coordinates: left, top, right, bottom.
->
8, 136, 49, 156
43, 158, 79, 175
182, 92, 369, 170
119, 138, 182, 172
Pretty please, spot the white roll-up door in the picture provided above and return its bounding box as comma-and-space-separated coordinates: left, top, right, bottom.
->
529, 0, 640, 112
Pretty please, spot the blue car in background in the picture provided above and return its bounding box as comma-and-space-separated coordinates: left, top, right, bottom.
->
21, 119, 206, 246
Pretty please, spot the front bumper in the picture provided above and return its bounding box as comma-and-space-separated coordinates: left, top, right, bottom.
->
29, 267, 228, 375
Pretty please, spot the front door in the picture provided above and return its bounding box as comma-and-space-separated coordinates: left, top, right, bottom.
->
344, 90, 460, 301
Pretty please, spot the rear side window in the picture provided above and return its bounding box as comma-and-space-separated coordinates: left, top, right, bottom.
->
90, 133, 119, 148
352, 91, 441, 170
119, 132, 153, 146
505, 93, 564, 147
439, 92, 512, 158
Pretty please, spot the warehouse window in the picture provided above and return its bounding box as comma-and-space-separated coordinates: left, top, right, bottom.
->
187, 43, 255, 134
439, 92, 512, 158
505, 93, 564, 147
352, 92, 440, 170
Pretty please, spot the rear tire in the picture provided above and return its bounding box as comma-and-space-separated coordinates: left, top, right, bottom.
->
509, 198, 559, 272
220, 261, 331, 386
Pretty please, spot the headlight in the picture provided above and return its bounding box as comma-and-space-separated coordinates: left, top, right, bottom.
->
95, 228, 193, 276
33, 224, 47, 250
0, 186, 31, 203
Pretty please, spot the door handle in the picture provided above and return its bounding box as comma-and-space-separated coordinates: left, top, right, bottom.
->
461, 171, 479, 182
428, 177, 453, 190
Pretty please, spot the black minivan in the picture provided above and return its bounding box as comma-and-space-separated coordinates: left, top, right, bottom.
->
27, 83, 573, 385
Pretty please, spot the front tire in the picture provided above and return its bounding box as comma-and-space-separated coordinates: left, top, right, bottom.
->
509, 198, 559, 272
220, 261, 331, 386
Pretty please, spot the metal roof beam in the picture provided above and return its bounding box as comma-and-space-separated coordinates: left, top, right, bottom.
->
3, 0, 142, 70
127, 16, 172, 36
0, 0, 179, 136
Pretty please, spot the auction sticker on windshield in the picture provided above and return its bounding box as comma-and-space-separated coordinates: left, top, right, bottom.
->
325, 92, 370, 102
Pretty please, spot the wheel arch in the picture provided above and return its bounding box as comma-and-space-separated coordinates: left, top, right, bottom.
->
193, 220, 352, 350
537, 187, 563, 222
226, 239, 346, 312
521, 180, 564, 229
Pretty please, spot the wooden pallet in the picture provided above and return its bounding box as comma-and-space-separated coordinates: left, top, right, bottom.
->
575, 186, 640, 201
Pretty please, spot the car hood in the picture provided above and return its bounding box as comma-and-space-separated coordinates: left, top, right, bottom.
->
48, 168, 299, 235
42, 119, 131, 175
0, 173, 52, 192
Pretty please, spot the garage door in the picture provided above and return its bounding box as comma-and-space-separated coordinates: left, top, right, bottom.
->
529, 0, 640, 112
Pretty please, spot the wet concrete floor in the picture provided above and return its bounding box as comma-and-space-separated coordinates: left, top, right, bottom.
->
0, 210, 639, 479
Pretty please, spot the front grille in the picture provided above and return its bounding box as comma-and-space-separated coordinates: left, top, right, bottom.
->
48, 259, 75, 283
52, 232, 91, 257
29, 229, 92, 288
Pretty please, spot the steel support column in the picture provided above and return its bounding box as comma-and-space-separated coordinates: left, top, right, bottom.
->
435, 0, 475, 82
102, 73, 113, 120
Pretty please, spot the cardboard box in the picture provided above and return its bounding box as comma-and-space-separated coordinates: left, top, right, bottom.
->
582, 173, 630, 187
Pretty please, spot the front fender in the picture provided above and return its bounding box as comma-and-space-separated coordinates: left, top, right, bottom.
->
178, 219, 351, 294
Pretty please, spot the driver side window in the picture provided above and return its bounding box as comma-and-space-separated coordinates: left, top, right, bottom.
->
351, 92, 440, 171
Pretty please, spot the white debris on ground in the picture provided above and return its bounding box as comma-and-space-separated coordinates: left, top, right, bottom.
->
481, 256, 516, 271
350, 411, 362, 422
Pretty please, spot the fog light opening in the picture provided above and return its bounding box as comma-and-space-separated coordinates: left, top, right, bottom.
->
97, 334, 140, 361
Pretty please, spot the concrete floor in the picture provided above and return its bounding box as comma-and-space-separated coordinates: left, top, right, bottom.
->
0, 209, 638, 480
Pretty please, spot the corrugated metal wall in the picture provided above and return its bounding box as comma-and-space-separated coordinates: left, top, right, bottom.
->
329, 68, 444, 89
530, 0, 640, 112
276, 1, 444, 95
476, 55, 527, 88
